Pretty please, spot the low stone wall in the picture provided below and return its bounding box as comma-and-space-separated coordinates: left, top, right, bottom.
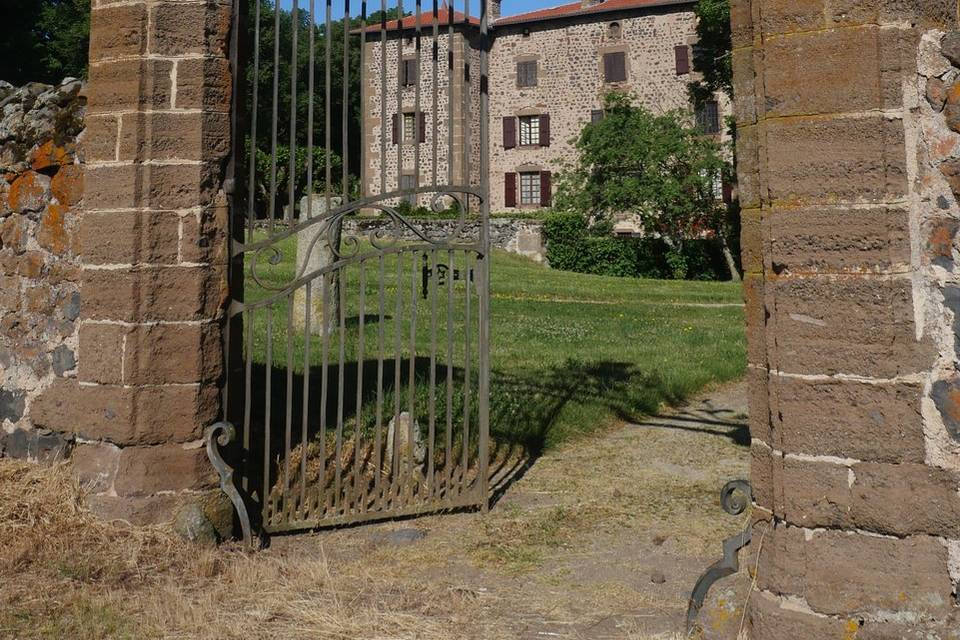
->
0, 79, 85, 460
343, 216, 546, 262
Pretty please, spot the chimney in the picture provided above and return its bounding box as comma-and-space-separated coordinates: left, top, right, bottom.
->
490, 0, 501, 21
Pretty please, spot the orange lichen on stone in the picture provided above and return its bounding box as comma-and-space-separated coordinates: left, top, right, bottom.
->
29, 140, 72, 172
38, 204, 73, 256
8, 171, 52, 213
50, 164, 84, 207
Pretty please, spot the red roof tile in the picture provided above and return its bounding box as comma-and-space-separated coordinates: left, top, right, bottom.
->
360, 6, 480, 32
494, 0, 691, 26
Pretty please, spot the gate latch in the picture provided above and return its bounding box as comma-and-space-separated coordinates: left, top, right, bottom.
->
422, 253, 473, 299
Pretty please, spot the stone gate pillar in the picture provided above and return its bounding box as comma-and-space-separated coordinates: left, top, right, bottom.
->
32, 0, 233, 528
735, 0, 960, 636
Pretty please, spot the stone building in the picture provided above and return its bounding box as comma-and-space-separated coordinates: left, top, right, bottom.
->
360, 0, 726, 213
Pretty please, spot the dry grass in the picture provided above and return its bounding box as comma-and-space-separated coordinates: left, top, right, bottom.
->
0, 460, 507, 640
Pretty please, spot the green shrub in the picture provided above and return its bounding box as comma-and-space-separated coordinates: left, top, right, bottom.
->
542, 213, 727, 281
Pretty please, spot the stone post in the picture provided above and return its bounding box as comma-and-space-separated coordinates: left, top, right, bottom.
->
735, 0, 960, 636
32, 0, 233, 529
292, 194, 341, 335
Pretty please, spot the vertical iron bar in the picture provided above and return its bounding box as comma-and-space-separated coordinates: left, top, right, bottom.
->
379, 0, 387, 195
413, 0, 422, 203
445, 247, 454, 483
243, 308, 253, 494
263, 309, 273, 523
319, 273, 330, 511
325, 0, 332, 211
289, 0, 299, 224
307, 0, 316, 220
430, 0, 438, 187
478, 0, 491, 509
427, 249, 438, 497
462, 251, 471, 485
301, 282, 312, 514
461, 0, 470, 203
354, 261, 367, 510
446, 0, 453, 185
246, 0, 261, 242
335, 267, 347, 512
393, 251, 403, 479
396, 0, 404, 192
284, 294, 295, 505
342, 0, 351, 200
375, 255, 386, 500
407, 250, 418, 498
268, 0, 281, 232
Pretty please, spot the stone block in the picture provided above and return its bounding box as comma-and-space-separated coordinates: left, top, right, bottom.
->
84, 163, 218, 211
80, 210, 182, 265
121, 323, 223, 385
174, 57, 232, 111
729, 0, 753, 49
765, 114, 906, 205
149, 1, 232, 57
78, 322, 127, 384
9, 171, 52, 214
739, 207, 761, 275
86, 58, 173, 113
764, 206, 911, 275
81, 265, 226, 322
71, 442, 121, 493
31, 379, 219, 445
734, 124, 762, 209
766, 276, 931, 377
37, 204, 75, 256
757, 526, 953, 617
771, 376, 925, 463
180, 205, 228, 264
81, 114, 119, 163
115, 444, 216, 497
742, 274, 766, 367
746, 365, 770, 443
731, 48, 757, 126
749, 592, 859, 640
89, 3, 148, 61
117, 111, 230, 163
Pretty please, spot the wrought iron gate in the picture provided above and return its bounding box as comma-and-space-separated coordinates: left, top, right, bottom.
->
215, 0, 491, 538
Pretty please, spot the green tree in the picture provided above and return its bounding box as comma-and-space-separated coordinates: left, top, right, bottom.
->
0, 0, 90, 85
690, 0, 731, 99
554, 91, 738, 280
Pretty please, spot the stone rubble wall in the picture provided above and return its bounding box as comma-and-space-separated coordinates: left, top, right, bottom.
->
734, 1, 960, 637
343, 216, 545, 262
0, 79, 85, 461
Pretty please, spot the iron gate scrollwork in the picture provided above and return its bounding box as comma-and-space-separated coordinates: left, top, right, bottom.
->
215, 0, 492, 538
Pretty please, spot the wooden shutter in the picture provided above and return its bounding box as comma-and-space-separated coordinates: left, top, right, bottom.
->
540, 171, 552, 207
591, 109, 604, 124
402, 59, 418, 85
418, 111, 426, 143
502, 116, 516, 149
675, 45, 690, 75
504, 172, 517, 207
539, 114, 550, 146
392, 113, 399, 144
604, 52, 626, 82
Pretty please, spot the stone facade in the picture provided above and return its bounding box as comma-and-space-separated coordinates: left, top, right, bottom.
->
735, 0, 960, 636
0, 0, 236, 532
361, 0, 723, 214
0, 80, 85, 462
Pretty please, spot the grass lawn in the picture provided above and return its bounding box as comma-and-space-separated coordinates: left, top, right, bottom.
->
244, 233, 745, 455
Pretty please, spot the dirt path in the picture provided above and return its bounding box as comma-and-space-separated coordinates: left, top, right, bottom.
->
268, 379, 752, 639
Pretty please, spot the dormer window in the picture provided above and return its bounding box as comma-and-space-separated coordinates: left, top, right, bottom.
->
608, 22, 621, 39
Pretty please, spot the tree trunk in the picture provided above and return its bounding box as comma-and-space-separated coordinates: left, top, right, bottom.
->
718, 233, 742, 282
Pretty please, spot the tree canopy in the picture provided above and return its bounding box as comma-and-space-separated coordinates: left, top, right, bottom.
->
0, 0, 90, 85
690, 0, 732, 100
554, 91, 728, 246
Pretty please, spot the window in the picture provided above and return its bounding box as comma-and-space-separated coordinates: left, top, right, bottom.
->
608, 22, 621, 39
403, 112, 417, 143
517, 60, 538, 87
675, 45, 690, 75
519, 115, 540, 146
603, 51, 626, 83
696, 101, 720, 134
519, 172, 541, 205
400, 174, 416, 204
402, 59, 417, 86
591, 109, 604, 124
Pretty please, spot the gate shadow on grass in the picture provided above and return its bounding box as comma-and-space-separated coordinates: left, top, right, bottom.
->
230, 358, 747, 521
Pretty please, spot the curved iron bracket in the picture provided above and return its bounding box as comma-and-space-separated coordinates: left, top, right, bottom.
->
686, 479, 752, 634
205, 422, 254, 549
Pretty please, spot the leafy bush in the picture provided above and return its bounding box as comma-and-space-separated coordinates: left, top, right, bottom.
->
542, 212, 727, 281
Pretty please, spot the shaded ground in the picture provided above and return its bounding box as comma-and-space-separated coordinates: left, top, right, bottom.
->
264, 378, 753, 639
